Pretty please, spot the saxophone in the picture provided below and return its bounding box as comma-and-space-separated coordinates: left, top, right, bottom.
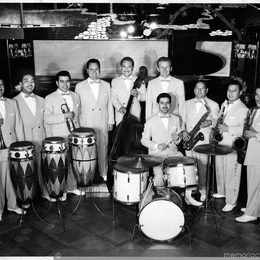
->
210, 100, 227, 144
182, 99, 210, 151
232, 107, 255, 164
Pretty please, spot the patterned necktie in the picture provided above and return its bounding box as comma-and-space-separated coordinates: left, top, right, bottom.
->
25, 93, 35, 98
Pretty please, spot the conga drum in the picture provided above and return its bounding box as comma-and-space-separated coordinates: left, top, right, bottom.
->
42, 137, 68, 198
69, 127, 97, 187
9, 141, 37, 204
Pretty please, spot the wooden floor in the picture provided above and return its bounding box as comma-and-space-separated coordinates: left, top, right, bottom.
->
0, 180, 259, 258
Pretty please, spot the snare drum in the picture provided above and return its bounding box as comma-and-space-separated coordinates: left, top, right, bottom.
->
165, 156, 198, 187
9, 141, 37, 204
42, 137, 68, 198
113, 163, 148, 205
69, 127, 97, 187
139, 186, 184, 242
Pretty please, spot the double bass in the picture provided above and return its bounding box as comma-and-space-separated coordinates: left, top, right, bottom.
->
107, 75, 148, 192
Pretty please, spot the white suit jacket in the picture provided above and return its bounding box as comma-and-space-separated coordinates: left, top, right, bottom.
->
75, 78, 114, 130
141, 113, 182, 157
44, 90, 81, 138
245, 108, 260, 165
145, 76, 185, 120
111, 75, 146, 125
219, 99, 248, 147
183, 97, 219, 145
13, 93, 45, 152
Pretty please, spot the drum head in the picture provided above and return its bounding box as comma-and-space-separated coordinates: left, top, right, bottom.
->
73, 127, 95, 135
139, 199, 184, 242
10, 141, 34, 149
114, 163, 147, 174
44, 136, 65, 143
165, 156, 195, 167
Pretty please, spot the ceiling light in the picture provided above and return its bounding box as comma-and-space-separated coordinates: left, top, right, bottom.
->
150, 22, 157, 30
128, 25, 135, 34
120, 31, 128, 38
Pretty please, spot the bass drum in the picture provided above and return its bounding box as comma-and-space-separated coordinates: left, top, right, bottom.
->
139, 186, 185, 242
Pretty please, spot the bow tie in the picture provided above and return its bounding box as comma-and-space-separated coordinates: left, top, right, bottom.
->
123, 77, 132, 81
90, 80, 100, 84
61, 92, 70, 96
160, 79, 170, 82
25, 93, 35, 98
160, 115, 170, 118
0, 97, 6, 101
195, 99, 202, 103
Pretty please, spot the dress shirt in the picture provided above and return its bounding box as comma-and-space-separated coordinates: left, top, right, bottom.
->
0, 98, 6, 119
21, 92, 36, 116
58, 89, 73, 111
195, 99, 203, 114
122, 76, 133, 92
160, 77, 170, 93
224, 99, 239, 115
88, 78, 99, 100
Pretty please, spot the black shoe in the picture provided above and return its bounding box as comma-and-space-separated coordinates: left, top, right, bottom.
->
93, 175, 106, 184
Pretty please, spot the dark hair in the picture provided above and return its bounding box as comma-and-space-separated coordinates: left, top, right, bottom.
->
120, 56, 134, 67
86, 59, 100, 69
157, 56, 172, 67
56, 70, 71, 82
139, 66, 148, 77
195, 80, 207, 88
20, 72, 34, 82
228, 79, 243, 91
156, 92, 171, 103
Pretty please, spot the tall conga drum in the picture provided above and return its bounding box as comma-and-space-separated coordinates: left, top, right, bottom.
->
9, 141, 37, 205
69, 127, 97, 187
42, 137, 68, 198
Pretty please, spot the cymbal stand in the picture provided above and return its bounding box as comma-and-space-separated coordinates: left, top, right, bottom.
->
194, 154, 225, 237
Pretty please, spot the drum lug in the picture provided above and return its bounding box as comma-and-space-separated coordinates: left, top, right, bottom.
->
150, 239, 155, 243
167, 239, 173, 244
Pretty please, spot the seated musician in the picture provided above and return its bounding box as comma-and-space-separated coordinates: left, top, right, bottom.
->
0, 78, 26, 221
182, 80, 219, 202
236, 87, 260, 223
141, 93, 202, 206
44, 70, 83, 201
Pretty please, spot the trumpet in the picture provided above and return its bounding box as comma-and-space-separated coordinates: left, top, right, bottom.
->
0, 117, 6, 149
61, 103, 76, 133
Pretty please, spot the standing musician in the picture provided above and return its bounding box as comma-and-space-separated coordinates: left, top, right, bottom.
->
13, 73, 50, 202
75, 59, 115, 182
215, 80, 248, 212
236, 87, 260, 223
145, 57, 185, 122
0, 78, 25, 221
182, 80, 219, 202
44, 70, 83, 201
141, 93, 202, 206
111, 56, 146, 126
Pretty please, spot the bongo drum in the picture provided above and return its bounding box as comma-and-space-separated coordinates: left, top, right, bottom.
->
69, 127, 97, 187
9, 141, 36, 204
42, 137, 68, 198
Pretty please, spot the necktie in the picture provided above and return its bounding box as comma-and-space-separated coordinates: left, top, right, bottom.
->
160, 79, 170, 82
0, 97, 6, 101
61, 92, 70, 96
25, 93, 35, 98
90, 80, 100, 84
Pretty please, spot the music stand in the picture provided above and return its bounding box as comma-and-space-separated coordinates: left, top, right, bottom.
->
193, 143, 233, 236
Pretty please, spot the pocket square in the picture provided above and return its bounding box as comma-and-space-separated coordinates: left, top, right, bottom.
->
10, 113, 14, 116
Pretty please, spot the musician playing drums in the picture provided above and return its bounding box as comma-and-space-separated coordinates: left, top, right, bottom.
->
182, 81, 219, 202
0, 78, 26, 221
236, 87, 260, 223
141, 93, 202, 206
44, 70, 84, 201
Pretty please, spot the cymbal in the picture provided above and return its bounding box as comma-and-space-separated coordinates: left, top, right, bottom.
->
194, 144, 233, 155
117, 154, 163, 169
164, 156, 195, 166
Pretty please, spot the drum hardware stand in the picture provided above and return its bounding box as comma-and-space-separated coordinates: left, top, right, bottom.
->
12, 202, 54, 241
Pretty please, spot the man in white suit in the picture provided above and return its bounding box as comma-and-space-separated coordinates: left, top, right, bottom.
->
13, 73, 50, 202
44, 70, 83, 201
0, 78, 26, 221
215, 80, 248, 212
182, 81, 219, 202
145, 56, 185, 122
111, 56, 146, 126
236, 87, 260, 222
141, 93, 202, 206
75, 59, 114, 182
